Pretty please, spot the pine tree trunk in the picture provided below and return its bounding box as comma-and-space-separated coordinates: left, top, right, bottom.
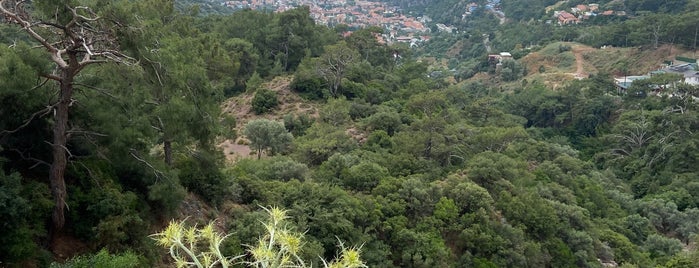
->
49, 71, 73, 237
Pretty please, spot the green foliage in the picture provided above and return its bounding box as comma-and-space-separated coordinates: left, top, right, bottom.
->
252, 89, 279, 114
320, 98, 352, 126
293, 123, 357, 165
244, 119, 294, 159
363, 109, 402, 135
176, 150, 233, 206
0, 171, 50, 263
49, 249, 144, 268
69, 179, 149, 251
499, 59, 527, 82
365, 130, 394, 150
283, 114, 314, 137
253, 157, 309, 181
245, 72, 264, 93
341, 161, 389, 192
290, 74, 327, 100
644, 234, 683, 259
348, 101, 376, 120
4, 1, 699, 266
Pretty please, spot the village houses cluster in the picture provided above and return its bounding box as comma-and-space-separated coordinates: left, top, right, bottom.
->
553, 3, 626, 25
221, 0, 429, 45
614, 58, 699, 96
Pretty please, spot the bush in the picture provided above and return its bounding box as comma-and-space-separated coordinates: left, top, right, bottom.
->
364, 110, 402, 135
0, 171, 45, 263
559, 44, 572, 52
349, 101, 376, 120
290, 76, 326, 100
256, 157, 309, 181
49, 249, 144, 268
283, 114, 314, 136
251, 89, 278, 114
645, 234, 683, 259
342, 161, 388, 192
340, 79, 367, 99
365, 130, 394, 150
69, 181, 149, 251
176, 150, 238, 206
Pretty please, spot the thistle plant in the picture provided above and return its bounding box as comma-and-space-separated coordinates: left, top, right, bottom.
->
321, 240, 368, 268
151, 206, 367, 268
150, 220, 239, 268
245, 206, 307, 268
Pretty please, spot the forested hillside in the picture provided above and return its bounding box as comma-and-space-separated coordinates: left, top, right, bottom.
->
1, 0, 699, 267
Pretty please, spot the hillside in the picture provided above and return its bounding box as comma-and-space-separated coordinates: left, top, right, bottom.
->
2, 1, 699, 268
219, 76, 319, 162
506, 42, 694, 89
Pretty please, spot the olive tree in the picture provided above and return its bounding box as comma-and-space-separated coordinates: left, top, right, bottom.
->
244, 119, 293, 159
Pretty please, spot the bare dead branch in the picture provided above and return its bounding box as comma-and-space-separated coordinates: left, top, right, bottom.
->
73, 82, 119, 99
44, 141, 75, 160
70, 161, 102, 188
0, 0, 69, 68
0, 103, 55, 137
66, 129, 108, 138
9, 148, 50, 169
35, 21, 66, 30
130, 149, 167, 180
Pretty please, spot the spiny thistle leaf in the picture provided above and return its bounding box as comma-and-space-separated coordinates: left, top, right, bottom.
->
152, 207, 364, 268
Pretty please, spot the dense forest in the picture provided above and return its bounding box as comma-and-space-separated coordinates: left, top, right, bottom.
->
1, 0, 699, 267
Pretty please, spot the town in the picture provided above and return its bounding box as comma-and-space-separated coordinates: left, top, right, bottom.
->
218, 0, 513, 45
221, 0, 429, 45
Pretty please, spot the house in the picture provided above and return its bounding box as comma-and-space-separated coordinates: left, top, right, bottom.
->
557, 11, 578, 25
656, 63, 699, 86
488, 52, 513, 65
499, 52, 512, 60
572, 4, 588, 14
614, 75, 650, 92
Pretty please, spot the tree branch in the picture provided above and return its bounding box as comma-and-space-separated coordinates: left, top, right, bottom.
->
41, 73, 61, 81
44, 140, 75, 160
73, 82, 119, 99
9, 148, 51, 169
0, 103, 56, 137
0, 0, 70, 68
129, 149, 167, 180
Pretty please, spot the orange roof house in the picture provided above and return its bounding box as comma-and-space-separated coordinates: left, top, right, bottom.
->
557, 11, 578, 25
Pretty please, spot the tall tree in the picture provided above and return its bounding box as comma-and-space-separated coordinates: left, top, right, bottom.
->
115, 0, 222, 166
0, 0, 134, 241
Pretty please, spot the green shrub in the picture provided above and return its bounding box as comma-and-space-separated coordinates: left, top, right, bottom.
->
49, 249, 144, 268
257, 157, 309, 181
251, 89, 278, 114
176, 151, 240, 206
349, 102, 376, 120
364, 110, 401, 135
0, 171, 51, 264
290, 76, 326, 100
284, 114, 314, 136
